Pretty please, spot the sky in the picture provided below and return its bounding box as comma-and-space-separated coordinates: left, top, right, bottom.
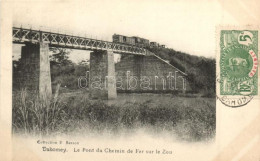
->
12, 0, 239, 62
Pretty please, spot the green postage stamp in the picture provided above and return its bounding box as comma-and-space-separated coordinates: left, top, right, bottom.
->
220, 30, 258, 95
219, 29, 258, 107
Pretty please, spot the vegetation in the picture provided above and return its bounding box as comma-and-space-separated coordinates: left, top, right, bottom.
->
12, 90, 215, 141
49, 48, 89, 91
148, 47, 216, 96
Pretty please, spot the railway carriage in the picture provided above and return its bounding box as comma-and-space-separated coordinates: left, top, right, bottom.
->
112, 34, 135, 45
112, 33, 163, 48
132, 36, 150, 47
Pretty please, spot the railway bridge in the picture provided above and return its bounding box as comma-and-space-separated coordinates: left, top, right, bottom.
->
13, 27, 188, 99
13, 27, 149, 99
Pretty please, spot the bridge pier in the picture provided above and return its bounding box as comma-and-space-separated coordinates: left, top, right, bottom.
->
20, 42, 52, 99
89, 50, 117, 99
133, 55, 144, 91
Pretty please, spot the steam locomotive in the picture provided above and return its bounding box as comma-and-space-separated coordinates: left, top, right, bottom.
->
112, 34, 165, 48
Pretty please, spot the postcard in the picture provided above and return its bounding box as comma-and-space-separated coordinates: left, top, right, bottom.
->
0, 0, 259, 160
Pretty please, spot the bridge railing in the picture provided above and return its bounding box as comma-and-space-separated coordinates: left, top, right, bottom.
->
12, 27, 147, 55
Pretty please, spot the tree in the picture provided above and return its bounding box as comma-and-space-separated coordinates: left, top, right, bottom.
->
75, 60, 90, 76
49, 48, 73, 66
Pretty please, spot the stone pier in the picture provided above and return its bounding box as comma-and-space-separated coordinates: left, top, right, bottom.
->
115, 54, 190, 92
133, 55, 144, 91
20, 42, 52, 99
89, 50, 117, 99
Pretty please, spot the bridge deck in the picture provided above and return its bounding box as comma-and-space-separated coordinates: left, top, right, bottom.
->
12, 27, 146, 55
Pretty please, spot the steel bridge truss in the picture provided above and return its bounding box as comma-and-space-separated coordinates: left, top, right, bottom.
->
12, 27, 146, 55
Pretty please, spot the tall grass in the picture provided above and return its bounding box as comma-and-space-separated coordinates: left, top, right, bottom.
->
12, 89, 67, 136
12, 90, 215, 141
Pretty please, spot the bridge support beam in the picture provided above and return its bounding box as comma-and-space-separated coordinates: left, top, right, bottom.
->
89, 50, 117, 99
20, 42, 52, 99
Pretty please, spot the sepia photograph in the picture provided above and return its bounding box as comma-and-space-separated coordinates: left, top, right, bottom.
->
11, 3, 216, 142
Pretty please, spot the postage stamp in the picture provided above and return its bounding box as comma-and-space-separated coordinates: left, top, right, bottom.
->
218, 28, 258, 107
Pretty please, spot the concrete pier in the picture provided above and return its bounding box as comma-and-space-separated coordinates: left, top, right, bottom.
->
20, 43, 52, 99
89, 50, 117, 99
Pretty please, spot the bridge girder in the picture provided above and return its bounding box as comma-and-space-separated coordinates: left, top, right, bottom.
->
12, 27, 147, 55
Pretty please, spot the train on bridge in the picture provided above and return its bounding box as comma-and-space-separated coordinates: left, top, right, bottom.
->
112, 34, 165, 48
